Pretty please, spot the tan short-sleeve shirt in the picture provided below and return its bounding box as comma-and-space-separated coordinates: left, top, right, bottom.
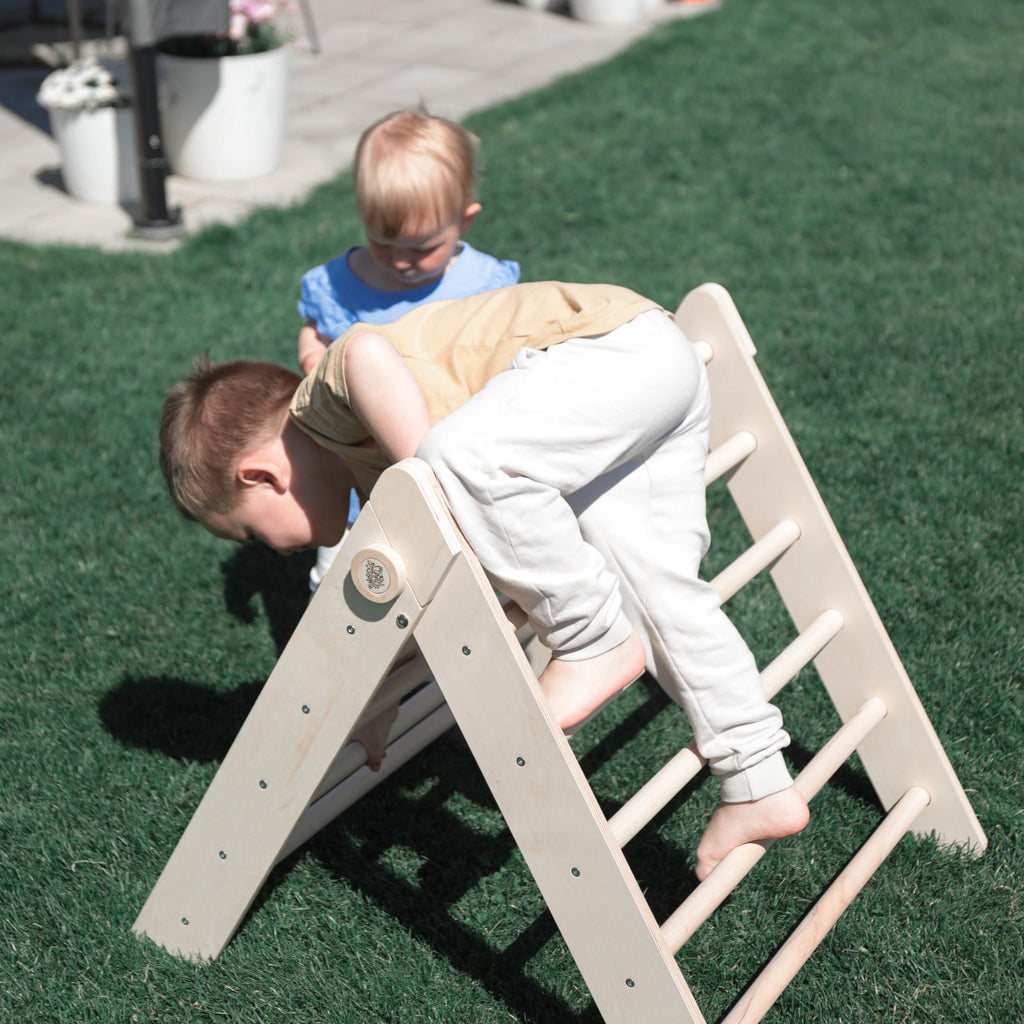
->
289, 281, 664, 495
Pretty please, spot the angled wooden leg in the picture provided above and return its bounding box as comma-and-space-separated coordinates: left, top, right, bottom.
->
133, 495, 456, 960
370, 468, 700, 1024
676, 282, 986, 855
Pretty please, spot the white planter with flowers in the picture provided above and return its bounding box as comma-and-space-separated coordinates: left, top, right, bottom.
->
36, 58, 139, 205
156, 0, 292, 182
569, 0, 646, 23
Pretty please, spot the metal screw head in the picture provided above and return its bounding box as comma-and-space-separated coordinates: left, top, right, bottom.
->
219, 851, 227, 860
396, 614, 409, 629
301, 705, 310, 714
462, 645, 472, 656
346, 625, 355, 634
181, 917, 189, 926
625, 978, 635, 988
259, 779, 268, 789
516, 756, 526, 766
571, 867, 581, 877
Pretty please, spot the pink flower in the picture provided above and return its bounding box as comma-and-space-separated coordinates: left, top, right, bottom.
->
229, 0, 280, 26
223, 0, 291, 48
227, 11, 249, 40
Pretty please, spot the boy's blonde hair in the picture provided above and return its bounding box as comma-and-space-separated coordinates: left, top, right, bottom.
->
160, 357, 301, 521
354, 108, 478, 238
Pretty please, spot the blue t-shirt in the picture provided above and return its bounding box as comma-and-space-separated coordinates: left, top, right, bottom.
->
297, 241, 521, 341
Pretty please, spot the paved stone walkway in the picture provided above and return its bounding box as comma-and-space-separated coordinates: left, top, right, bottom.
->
0, 0, 715, 252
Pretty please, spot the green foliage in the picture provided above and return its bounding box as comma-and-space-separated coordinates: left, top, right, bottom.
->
158, 24, 284, 59
158, 0, 293, 57
1, 0, 1022, 1021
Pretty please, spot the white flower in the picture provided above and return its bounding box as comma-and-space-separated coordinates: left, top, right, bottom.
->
36, 57, 128, 112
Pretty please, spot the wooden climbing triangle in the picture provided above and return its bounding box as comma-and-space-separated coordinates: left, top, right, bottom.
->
134, 283, 986, 1024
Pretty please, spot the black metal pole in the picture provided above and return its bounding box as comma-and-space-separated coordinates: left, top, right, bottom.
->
127, 43, 183, 238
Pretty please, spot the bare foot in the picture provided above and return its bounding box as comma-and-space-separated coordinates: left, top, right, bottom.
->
354, 704, 399, 772
538, 630, 646, 730
695, 787, 810, 881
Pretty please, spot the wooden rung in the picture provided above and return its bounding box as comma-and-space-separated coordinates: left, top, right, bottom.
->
706, 431, 757, 485
760, 609, 844, 700
289, 616, 548, 854
681, 283, 984, 857
610, 610, 845, 849
720, 785, 931, 1024
659, 697, 889, 952
794, 696, 888, 800
609, 741, 703, 848
712, 519, 801, 603
278, 699, 456, 862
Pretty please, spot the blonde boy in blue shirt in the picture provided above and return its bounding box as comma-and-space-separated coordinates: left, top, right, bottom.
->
296, 108, 518, 375
294, 108, 519, 592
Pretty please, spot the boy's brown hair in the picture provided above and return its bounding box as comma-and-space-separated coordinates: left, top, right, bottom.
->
354, 108, 478, 238
160, 357, 301, 521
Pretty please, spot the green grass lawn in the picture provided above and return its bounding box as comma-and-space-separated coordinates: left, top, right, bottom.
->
1, 0, 1022, 1021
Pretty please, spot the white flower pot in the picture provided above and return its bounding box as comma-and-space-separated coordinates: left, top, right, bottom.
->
47, 104, 139, 205
157, 47, 289, 181
569, 0, 646, 23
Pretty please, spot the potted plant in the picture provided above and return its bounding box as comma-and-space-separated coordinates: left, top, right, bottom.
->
36, 56, 139, 205
568, 0, 646, 23
156, 0, 294, 181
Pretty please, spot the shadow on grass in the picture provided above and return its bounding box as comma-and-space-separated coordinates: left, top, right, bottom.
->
301, 740, 608, 1024
98, 671, 685, 1020
99, 655, 884, 1023
98, 673, 263, 761
98, 537, 883, 1021
96, 545, 312, 761
220, 543, 316, 654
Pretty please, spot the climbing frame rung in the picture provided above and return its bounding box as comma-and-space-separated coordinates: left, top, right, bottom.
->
349, 649, 431, 731
760, 609, 844, 699
278, 684, 454, 863
705, 430, 757, 484
610, 607, 848, 851
711, 519, 801, 603
309, 663, 438, 805
795, 697, 889, 801
720, 786, 932, 1024
660, 697, 890, 952
609, 740, 703, 848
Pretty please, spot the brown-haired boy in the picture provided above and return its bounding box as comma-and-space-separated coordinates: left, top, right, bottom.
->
161, 281, 809, 880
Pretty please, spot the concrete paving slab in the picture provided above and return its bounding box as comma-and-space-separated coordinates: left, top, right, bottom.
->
0, 0, 719, 253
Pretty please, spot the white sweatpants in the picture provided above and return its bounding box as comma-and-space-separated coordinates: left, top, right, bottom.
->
417, 310, 792, 802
